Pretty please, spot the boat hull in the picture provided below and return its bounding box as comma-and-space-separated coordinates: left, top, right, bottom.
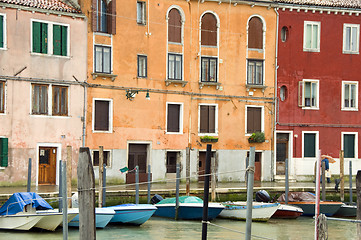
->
272, 204, 303, 219
69, 208, 115, 228
0, 214, 43, 230
291, 201, 343, 216
219, 202, 279, 222
333, 204, 357, 217
108, 204, 156, 225
154, 203, 224, 220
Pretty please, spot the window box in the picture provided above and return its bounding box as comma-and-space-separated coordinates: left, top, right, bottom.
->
200, 136, 218, 143
248, 132, 265, 143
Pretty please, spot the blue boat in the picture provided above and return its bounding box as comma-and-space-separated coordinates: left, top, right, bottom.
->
107, 204, 157, 225
68, 208, 115, 228
152, 196, 225, 220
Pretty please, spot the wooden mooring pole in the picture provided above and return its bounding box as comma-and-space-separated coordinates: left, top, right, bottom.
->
67, 146, 72, 207
321, 161, 326, 201
62, 160, 68, 240
340, 150, 344, 202
77, 147, 96, 240
245, 147, 255, 240
98, 146, 104, 208
350, 161, 353, 204
135, 165, 139, 204
186, 147, 190, 196
356, 170, 361, 238
175, 163, 180, 220
211, 156, 216, 202
147, 164, 151, 204
27, 158, 31, 192
201, 144, 212, 240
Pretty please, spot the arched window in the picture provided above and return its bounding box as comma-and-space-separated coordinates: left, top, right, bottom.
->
248, 17, 263, 49
281, 26, 289, 42
280, 85, 288, 101
168, 8, 182, 43
201, 13, 217, 46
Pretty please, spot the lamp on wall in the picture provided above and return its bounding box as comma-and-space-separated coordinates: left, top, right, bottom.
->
145, 90, 150, 100
126, 89, 138, 100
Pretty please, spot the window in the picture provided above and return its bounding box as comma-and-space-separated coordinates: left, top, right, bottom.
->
0, 14, 5, 49
93, 150, 111, 167
168, 8, 182, 43
247, 60, 263, 85
167, 103, 183, 133
137, 1, 146, 25
246, 106, 262, 134
303, 21, 320, 52
137, 55, 147, 78
201, 57, 217, 82
166, 152, 178, 173
201, 13, 217, 46
32, 84, 49, 115
52, 85, 68, 116
303, 132, 317, 158
168, 54, 182, 80
298, 80, 319, 109
281, 26, 288, 42
0, 138, 8, 167
280, 86, 287, 101
0, 81, 4, 114
248, 16, 263, 49
92, 0, 116, 34
343, 24, 359, 54
342, 81, 358, 110
199, 104, 217, 134
93, 99, 112, 132
95, 45, 111, 74
343, 133, 357, 158
32, 21, 68, 56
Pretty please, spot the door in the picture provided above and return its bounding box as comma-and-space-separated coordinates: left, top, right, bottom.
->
198, 151, 215, 181
126, 144, 150, 184
38, 147, 57, 185
276, 133, 289, 175
247, 152, 261, 181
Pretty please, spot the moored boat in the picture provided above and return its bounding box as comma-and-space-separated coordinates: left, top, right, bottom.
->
68, 207, 115, 228
332, 203, 356, 218
152, 195, 224, 220
219, 201, 280, 221
39, 208, 79, 231
272, 204, 303, 219
107, 204, 157, 225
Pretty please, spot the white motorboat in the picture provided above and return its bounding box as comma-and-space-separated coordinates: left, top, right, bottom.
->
36, 208, 79, 231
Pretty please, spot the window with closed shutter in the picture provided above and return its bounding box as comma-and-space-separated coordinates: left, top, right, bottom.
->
32, 21, 48, 54
0, 138, 8, 167
201, 13, 217, 46
200, 105, 216, 133
248, 17, 263, 49
94, 100, 110, 131
167, 104, 180, 133
0, 15, 3, 48
168, 8, 181, 43
53, 25, 67, 56
247, 107, 261, 133
304, 133, 316, 158
344, 134, 355, 158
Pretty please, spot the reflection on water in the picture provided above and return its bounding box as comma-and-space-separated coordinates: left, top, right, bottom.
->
0, 216, 357, 240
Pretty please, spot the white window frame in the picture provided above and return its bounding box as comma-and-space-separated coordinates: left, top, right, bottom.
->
245, 105, 264, 136
94, 44, 112, 74
168, 53, 183, 80
198, 103, 218, 136
303, 21, 321, 52
137, 54, 147, 78
92, 98, 113, 133
341, 132, 358, 160
342, 81, 358, 111
0, 13, 7, 50
92, 149, 112, 167
302, 131, 319, 159
300, 79, 319, 110
166, 102, 184, 135
343, 24, 360, 54
30, 19, 70, 57
137, 1, 146, 25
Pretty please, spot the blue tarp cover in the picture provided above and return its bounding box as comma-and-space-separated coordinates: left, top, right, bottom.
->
0, 192, 53, 215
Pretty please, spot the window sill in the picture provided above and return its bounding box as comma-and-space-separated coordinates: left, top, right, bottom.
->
165, 131, 183, 135
301, 107, 319, 110
247, 48, 264, 53
165, 79, 188, 87
342, 51, 359, 55
0, 167, 5, 170
246, 84, 266, 91
303, 49, 320, 53
92, 72, 117, 81
341, 108, 358, 111
168, 42, 183, 46
198, 133, 218, 137
31, 52, 70, 59
93, 130, 113, 134
93, 32, 112, 37
199, 82, 221, 90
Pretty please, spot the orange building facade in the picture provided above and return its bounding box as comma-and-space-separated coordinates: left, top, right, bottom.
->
80, 0, 277, 183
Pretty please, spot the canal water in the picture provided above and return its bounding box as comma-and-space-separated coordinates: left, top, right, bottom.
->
0, 216, 357, 240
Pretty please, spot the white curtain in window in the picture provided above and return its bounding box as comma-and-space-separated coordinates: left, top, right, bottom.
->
95, 47, 102, 72
175, 55, 182, 79
201, 58, 208, 82
169, 54, 175, 79
103, 47, 110, 73
306, 25, 312, 49
312, 25, 318, 49
351, 27, 358, 52
209, 59, 217, 82
256, 61, 262, 84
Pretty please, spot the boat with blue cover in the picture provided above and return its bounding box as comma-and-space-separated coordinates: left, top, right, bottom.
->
107, 204, 157, 225
152, 195, 224, 220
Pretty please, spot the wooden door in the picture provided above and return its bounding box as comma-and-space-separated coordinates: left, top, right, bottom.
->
126, 144, 149, 184
198, 152, 214, 181
38, 147, 57, 185
276, 133, 289, 176
247, 152, 261, 181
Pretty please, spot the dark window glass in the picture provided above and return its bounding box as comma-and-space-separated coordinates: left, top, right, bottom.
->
201, 57, 217, 82
52, 85, 68, 116
168, 54, 182, 80
344, 134, 355, 158
166, 152, 177, 173
304, 133, 316, 157
95, 45, 111, 74
93, 150, 110, 166
247, 60, 263, 85
137, 55, 147, 78
32, 84, 48, 115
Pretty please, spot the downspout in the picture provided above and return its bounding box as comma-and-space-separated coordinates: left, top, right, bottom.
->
273, 7, 279, 181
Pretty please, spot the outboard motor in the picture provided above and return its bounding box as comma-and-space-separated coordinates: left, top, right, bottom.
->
151, 194, 164, 204
255, 190, 271, 202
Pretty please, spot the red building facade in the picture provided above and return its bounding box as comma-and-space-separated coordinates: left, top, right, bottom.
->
275, 1, 361, 180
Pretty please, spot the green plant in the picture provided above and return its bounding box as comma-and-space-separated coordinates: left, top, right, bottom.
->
248, 132, 265, 143
200, 136, 219, 142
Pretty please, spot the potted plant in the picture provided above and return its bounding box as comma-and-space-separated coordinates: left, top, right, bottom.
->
248, 132, 265, 143
200, 136, 219, 143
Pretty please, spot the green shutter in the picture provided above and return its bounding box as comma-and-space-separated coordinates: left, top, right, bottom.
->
0, 15, 3, 48
304, 133, 316, 158
41, 23, 48, 54
0, 138, 8, 167
32, 21, 41, 53
344, 135, 355, 158
53, 24, 61, 55
61, 26, 67, 56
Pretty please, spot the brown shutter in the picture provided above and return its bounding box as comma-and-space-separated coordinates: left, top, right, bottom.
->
201, 13, 217, 46
209, 106, 216, 133
248, 17, 263, 49
168, 8, 181, 43
247, 107, 261, 133
167, 104, 180, 132
200, 105, 208, 133
107, 0, 116, 34
92, 0, 97, 32
94, 100, 109, 131
298, 81, 304, 107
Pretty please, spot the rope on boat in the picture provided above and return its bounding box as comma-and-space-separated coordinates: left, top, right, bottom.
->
204, 221, 275, 240
317, 214, 328, 240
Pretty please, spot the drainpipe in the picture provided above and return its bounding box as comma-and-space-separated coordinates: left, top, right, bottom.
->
82, 82, 87, 147
273, 7, 279, 181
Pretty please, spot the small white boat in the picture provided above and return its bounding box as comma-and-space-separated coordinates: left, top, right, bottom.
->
219, 201, 280, 222
37, 208, 79, 231
69, 208, 115, 228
